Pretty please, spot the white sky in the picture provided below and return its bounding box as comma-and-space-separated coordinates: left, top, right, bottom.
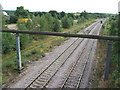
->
0, 0, 119, 14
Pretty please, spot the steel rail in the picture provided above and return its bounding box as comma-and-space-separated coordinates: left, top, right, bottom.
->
27, 38, 84, 89
43, 23, 98, 89
25, 21, 97, 89
40, 39, 84, 89
77, 23, 102, 88
60, 39, 91, 89
60, 23, 99, 89
76, 40, 95, 88
26, 38, 80, 89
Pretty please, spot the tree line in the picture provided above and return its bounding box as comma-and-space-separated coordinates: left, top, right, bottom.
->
2, 6, 111, 54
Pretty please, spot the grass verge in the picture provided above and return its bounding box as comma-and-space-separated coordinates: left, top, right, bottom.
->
90, 20, 114, 88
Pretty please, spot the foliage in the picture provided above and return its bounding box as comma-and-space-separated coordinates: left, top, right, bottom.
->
39, 14, 52, 31
31, 15, 41, 31
61, 15, 73, 28
17, 13, 61, 32
2, 12, 16, 54
16, 13, 61, 49
14, 6, 30, 18
9, 14, 18, 23
2, 18, 95, 85
60, 11, 66, 19
52, 18, 61, 32
20, 34, 31, 49
49, 10, 58, 18
1, 15, 7, 29
17, 22, 32, 49
2, 33, 16, 54
77, 16, 87, 23
80, 10, 88, 19
109, 13, 120, 88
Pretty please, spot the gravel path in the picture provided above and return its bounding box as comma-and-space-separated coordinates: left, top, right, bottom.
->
7, 24, 17, 30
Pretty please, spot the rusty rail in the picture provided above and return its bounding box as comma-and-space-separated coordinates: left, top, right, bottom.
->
0, 29, 120, 41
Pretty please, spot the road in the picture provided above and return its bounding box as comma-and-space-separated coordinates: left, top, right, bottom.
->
7, 24, 17, 30
6, 19, 106, 89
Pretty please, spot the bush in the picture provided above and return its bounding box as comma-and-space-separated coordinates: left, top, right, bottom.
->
61, 16, 73, 28
2, 33, 16, 54
110, 14, 120, 88
9, 15, 18, 23
31, 49, 39, 55
52, 18, 61, 32
77, 16, 86, 23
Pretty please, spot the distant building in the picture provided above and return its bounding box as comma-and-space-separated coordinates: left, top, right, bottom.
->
3, 10, 15, 15
17, 18, 32, 23
74, 13, 80, 16
3, 11, 8, 16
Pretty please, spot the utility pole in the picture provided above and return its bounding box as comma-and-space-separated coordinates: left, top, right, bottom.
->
15, 34, 22, 72
104, 41, 112, 80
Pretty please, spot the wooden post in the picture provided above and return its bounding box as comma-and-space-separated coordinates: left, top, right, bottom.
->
104, 41, 112, 80
15, 34, 22, 72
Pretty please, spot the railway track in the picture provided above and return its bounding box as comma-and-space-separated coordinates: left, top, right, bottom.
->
46, 21, 103, 89
60, 39, 95, 88
60, 24, 101, 89
7, 19, 106, 89
25, 20, 103, 89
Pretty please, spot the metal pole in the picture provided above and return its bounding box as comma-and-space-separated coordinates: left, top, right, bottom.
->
104, 41, 112, 80
15, 34, 22, 71
1, 29, 120, 41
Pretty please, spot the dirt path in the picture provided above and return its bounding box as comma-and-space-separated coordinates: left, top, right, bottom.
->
7, 24, 17, 30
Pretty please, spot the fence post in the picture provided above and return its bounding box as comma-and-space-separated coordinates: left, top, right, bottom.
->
104, 41, 112, 80
15, 34, 22, 72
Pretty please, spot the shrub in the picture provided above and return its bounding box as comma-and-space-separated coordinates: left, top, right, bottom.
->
61, 16, 73, 28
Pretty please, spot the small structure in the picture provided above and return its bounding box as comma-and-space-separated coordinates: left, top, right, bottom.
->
17, 18, 32, 23
74, 13, 80, 16
3, 11, 8, 16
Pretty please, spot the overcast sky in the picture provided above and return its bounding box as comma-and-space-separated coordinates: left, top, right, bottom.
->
0, 0, 119, 14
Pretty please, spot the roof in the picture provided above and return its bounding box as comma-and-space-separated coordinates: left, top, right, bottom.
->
3, 11, 8, 16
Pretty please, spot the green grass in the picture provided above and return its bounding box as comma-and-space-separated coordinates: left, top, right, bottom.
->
92, 19, 120, 88
2, 19, 95, 85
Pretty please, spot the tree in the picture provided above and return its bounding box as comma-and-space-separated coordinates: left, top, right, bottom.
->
80, 10, 88, 19
67, 13, 75, 19
1, 10, 16, 54
2, 33, 15, 54
52, 18, 60, 32
39, 14, 49, 31
60, 11, 66, 19
61, 16, 73, 28
33, 12, 43, 16
9, 14, 18, 23
77, 16, 86, 23
14, 6, 30, 18
117, 13, 120, 53
31, 15, 41, 30
49, 10, 58, 18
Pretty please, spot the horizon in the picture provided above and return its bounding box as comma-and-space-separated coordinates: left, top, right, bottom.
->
2, 9, 116, 15
0, 0, 119, 14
